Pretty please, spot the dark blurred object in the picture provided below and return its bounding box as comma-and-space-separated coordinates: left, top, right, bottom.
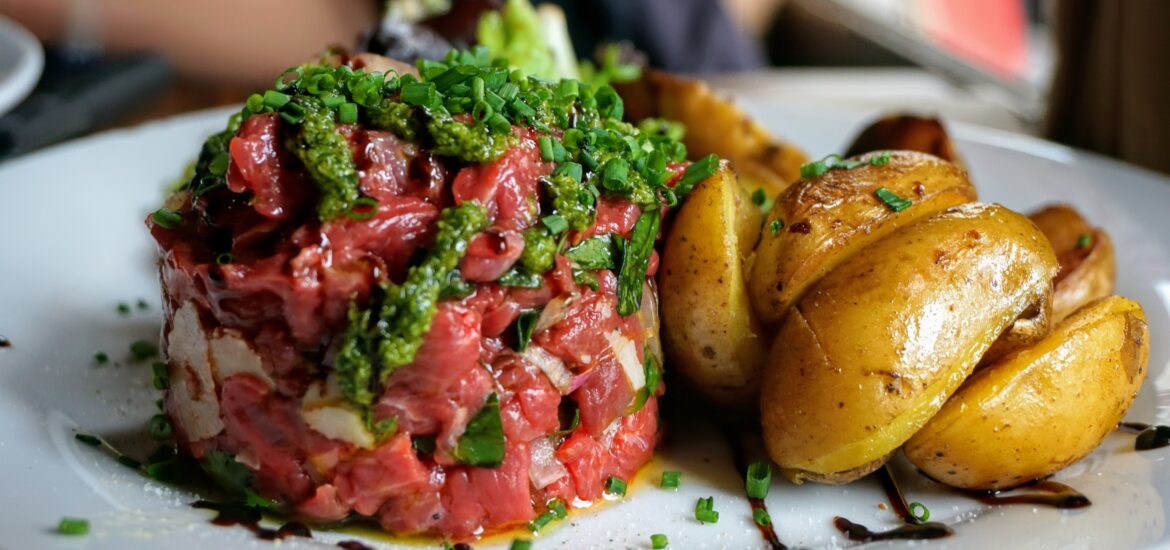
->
767, 0, 1043, 124
1046, 1, 1170, 175
365, 0, 501, 62
766, 2, 911, 67
552, 0, 764, 73
365, 0, 765, 74
844, 114, 964, 169
0, 50, 171, 161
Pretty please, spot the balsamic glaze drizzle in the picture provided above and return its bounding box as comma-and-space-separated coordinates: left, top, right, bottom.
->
833, 516, 953, 542
967, 480, 1090, 508
723, 425, 787, 549
0, 335, 10, 348
192, 500, 311, 541
1119, 421, 1170, 451
831, 465, 954, 542
337, 541, 376, 550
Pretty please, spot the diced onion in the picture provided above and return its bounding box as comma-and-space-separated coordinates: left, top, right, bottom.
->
606, 331, 645, 392
528, 436, 568, 489
534, 294, 576, 333
524, 345, 574, 394
639, 279, 664, 368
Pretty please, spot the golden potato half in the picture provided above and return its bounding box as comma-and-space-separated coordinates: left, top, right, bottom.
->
844, 114, 965, 169
749, 151, 977, 325
659, 164, 769, 408
1029, 204, 1117, 322
615, 69, 809, 197
761, 203, 1059, 484
905, 296, 1148, 490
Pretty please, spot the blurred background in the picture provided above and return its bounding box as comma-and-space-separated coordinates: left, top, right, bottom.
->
0, 0, 1166, 173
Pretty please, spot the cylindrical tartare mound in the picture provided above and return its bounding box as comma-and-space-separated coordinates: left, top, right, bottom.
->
147, 50, 700, 538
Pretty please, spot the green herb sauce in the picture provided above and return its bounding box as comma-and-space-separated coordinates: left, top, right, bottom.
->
334, 202, 489, 408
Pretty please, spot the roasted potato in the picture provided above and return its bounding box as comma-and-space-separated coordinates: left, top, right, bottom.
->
1029, 204, 1117, 321
616, 69, 809, 198
905, 296, 1148, 490
760, 203, 1059, 484
748, 151, 977, 325
844, 114, 965, 168
659, 163, 768, 408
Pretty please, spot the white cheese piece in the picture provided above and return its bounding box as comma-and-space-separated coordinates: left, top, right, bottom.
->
301, 377, 375, 449
167, 301, 225, 441
209, 329, 275, 389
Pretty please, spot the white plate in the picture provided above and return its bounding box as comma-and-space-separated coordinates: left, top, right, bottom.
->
1, 104, 1169, 550
0, 14, 42, 116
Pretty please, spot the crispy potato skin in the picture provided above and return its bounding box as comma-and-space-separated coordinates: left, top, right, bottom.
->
1029, 204, 1117, 321
615, 70, 809, 197
659, 164, 768, 408
904, 296, 1149, 490
761, 203, 1059, 483
749, 151, 977, 325
845, 114, 965, 168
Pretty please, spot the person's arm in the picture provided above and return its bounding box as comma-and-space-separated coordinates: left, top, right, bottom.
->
1, 0, 379, 85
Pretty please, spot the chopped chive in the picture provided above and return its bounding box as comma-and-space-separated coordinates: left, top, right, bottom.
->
753, 507, 772, 526
152, 361, 170, 390
116, 302, 132, 316
694, 496, 719, 524
541, 214, 568, 235
537, 136, 555, 161
262, 90, 291, 109
874, 187, 912, 212
660, 470, 681, 488
769, 219, 784, 235
345, 197, 379, 221
149, 414, 173, 440
548, 498, 567, 519
509, 539, 532, 550
321, 94, 345, 108
751, 188, 767, 206
136, 299, 149, 310
553, 162, 582, 182
215, 252, 233, 265
245, 93, 264, 113
130, 340, 157, 361
1076, 233, 1092, 249
651, 533, 669, 548
56, 517, 89, 535
74, 433, 101, 447
338, 102, 358, 124
605, 476, 627, 497
401, 82, 438, 108
673, 154, 719, 197
870, 151, 892, 166
556, 79, 578, 100
601, 157, 630, 192
93, 351, 109, 365
528, 510, 556, 532
279, 101, 306, 124
152, 208, 182, 229
510, 99, 536, 120
746, 461, 772, 499
488, 113, 511, 134
909, 501, 930, 522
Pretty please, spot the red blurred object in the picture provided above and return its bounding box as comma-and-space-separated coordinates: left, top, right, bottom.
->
920, 0, 1028, 79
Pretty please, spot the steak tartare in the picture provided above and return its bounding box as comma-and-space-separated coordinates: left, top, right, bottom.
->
147, 49, 710, 539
